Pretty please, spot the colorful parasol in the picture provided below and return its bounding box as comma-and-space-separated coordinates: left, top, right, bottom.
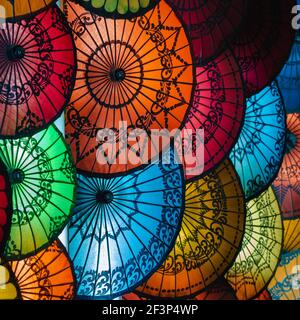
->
277, 32, 300, 113
273, 113, 300, 219
268, 249, 300, 300
69, 148, 185, 299
0, 124, 76, 259
230, 0, 295, 97
7, 240, 75, 300
64, 0, 194, 176
230, 82, 286, 200
167, 0, 246, 64
74, 0, 159, 17
183, 48, 245, 179
0, 0, 55, 20
0, 158, 11, 256
225, 187, 283, 300
135, 159, 246, 299
0, 4, 76, 138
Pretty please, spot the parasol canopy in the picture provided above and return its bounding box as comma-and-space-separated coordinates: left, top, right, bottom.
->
230, 82, 286, 200
0, 158, 11, 256
64, 0, 194, 176
0, 0, 55, 20
7, 239, 75, 300
0, 258, 18, 300
167, 0, 246, 64
268, 249, 300, 300
230, 0, 295, 97
183, 48, 245, 180
282, 219, 300, 252
74, 0, 159, 17
277, 32, 300, 113
225, 187, 283, 300
69, 148, 185, 299
135, 159, 246, 299
0, 124, 76, 259
0, 4, 76, 138
273, 113, 300, 219
254, 290, 272, 300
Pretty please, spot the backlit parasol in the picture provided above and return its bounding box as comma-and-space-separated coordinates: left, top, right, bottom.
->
0, 4, 76, 138
64, 0, 194, 175
230, 0, 295, 97
167, 0, 246, 64
225, 187, 283, 300
7, 240, 75, 300
135, 159, 246, 299
74, 0, 159, 17
0, 258, 18, 300
268, 249, 300, 300
230, 82, 286, 200
69, 148, 185, 299
183, 48, 245, 179
282, 219, 300, 252
0, 124, 76, 259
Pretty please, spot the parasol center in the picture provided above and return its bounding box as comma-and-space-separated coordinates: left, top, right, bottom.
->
96, 190, 114, 204
286, 129, 297, 154
110, 68, 126, 82
6, 45, 25, 61
9, 169, 25, 184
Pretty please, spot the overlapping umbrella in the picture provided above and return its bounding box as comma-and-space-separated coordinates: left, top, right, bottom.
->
230, 0, 295, 97
0, 258, 18, 300
7, 239, 75, 300
0, 124, 76, 259
230, 82, 286, 200
268, 249, 300, 300
225, 187, 283, 300
74, 0, 158, 17
135, 159, 245, 299
283, 219, 300, 252
0, 158, 11, 255
183, 48, 245, 179
69, 148, 184, 299
0, 0, 55, 20
0, 4, 76, 137
167, 0, 246, 64
64, 0, 194, 175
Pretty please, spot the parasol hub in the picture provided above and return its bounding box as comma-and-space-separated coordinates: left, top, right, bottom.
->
6, 45, 25, 61
110, 68, 126, 82
9, 169, 25, 184
96, 190, 114, 204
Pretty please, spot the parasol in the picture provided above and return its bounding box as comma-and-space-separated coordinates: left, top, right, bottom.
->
64, 0, 194, 176
0, 4, 76, 138
183, 48, 245, 180
273, 113, 300, 219
0, 158, 12, 256
225, 187, 283, 300
7, 239, 75, 300
277, 32, 300, 113
230, 0, 295, 97
74, 0, 159, 17
0, 258, 18, 300
135, 159, 246, 299
0, 0, 55, 20
268, 249, 300, 300
68, 148, 185, 299
230, 81, 286, 201
0, 124, 76, 259
282, 219, 300, 252
167, 0, 246, 64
